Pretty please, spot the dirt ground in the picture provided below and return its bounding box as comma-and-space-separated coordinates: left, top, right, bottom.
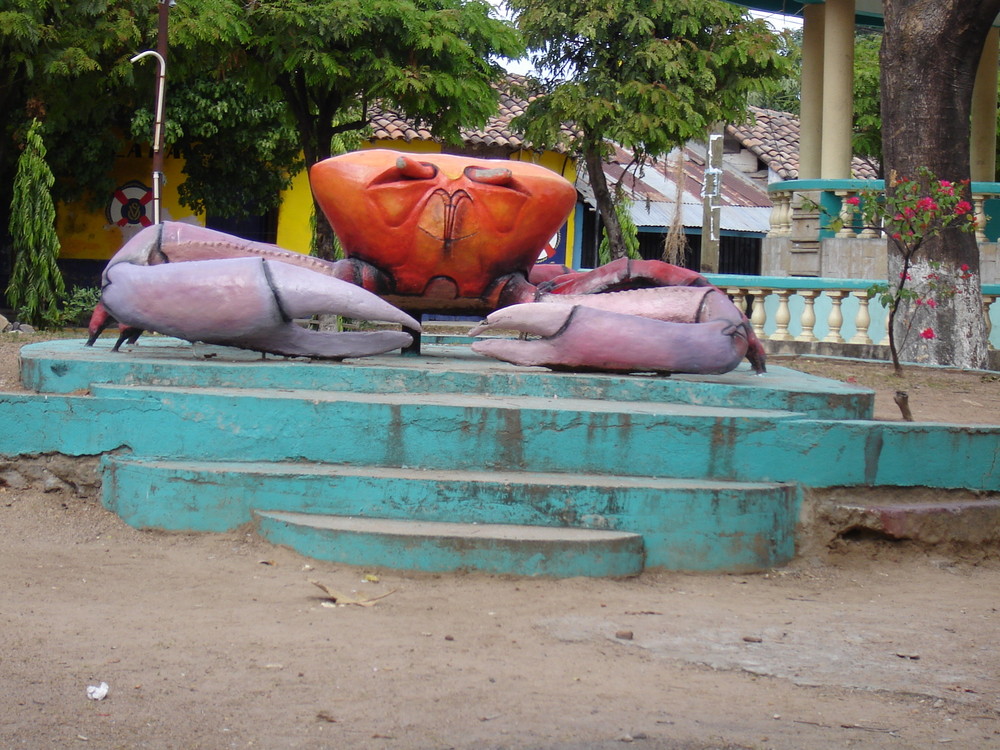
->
2, 333, 1000, 749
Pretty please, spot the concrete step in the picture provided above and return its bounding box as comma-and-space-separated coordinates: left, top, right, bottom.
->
88, 382, 805, 482
100, 456, 800, 571
20, 338, 874, 420
4, 385, 997, 492
253, 511, 645, 578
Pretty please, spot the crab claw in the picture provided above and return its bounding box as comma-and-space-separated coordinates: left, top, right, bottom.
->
99, 256, 421, 359
532, 260, 766, 374
470, 304, 756, 375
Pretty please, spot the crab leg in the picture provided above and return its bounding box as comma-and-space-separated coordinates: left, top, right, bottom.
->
470, 304, 754, 375
539, 258, 710, 295
100, 221, 343, 274
99, 257, 420, 359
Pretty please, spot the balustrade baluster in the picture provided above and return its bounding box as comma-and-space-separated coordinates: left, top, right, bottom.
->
748, 289, 767, 340
878, 310, 890, 346
858, 209, 880, 239
849, 290, 873, 345
781, 195, 794, 235
725, 287, 751, 318
822, 290, 846, 343
834, 192, 857, 238
768, 195, 783, 237
973, 193, 988, 244
794, 291, 818, 342
771, 290, 792, 341
985, 295, 996, 350
768, 193, 792, 237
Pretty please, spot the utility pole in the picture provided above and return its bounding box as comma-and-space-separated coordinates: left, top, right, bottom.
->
700, 125, 723, 273
131, 0, 173, 225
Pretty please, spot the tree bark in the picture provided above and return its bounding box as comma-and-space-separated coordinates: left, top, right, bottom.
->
583, 145, 628, 262
275, 73, 342, 260
880, 0, 1000, 369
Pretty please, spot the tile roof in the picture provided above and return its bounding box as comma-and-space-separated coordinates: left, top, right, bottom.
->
728, 106, 880, 180
367, 75, 574, 153
369, 92, 880, 183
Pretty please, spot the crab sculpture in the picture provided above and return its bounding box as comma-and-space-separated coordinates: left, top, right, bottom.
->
87, 149, 765, 375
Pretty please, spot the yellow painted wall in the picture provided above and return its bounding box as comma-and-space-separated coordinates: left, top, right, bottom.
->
58, 144, 201, 260
274, 140, 579, 265
509, 148, 578, 267
365, 139, 442, 155
56, 138, 579, 267
274, 166, 313, 254
275, 139, 444, 254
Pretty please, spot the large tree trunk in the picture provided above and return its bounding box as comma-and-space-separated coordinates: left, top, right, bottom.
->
880, 0, 1000, 369
276, 73, 342, 260
583, 145, 628, 262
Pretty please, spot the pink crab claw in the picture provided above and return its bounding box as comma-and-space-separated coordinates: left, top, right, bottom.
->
470, 303, 759, 375
96, 256, 421, 359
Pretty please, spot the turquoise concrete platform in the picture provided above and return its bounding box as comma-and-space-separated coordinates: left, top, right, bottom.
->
21, 337, 873, 419
100, 456, 798, 570
2, 337, 998, 575
254, 511, 645, 577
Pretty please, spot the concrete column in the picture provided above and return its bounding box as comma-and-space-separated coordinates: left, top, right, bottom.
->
820, 0, 855, 180
798, 3, 825, 180
971, 27, 999, 182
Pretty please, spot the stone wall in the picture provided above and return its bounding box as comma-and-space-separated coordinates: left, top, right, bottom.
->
764, 236, 999, 285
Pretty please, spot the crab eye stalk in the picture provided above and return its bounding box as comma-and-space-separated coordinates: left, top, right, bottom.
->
466, 166, 514, 186
395, 156, 436, 180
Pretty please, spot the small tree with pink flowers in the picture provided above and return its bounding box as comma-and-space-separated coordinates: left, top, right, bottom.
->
840, 168, 979, 375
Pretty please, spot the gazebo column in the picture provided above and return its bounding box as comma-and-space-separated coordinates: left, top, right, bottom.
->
820, 0, 855, 179
971, 27, 999, 183
798, 3, 825, 179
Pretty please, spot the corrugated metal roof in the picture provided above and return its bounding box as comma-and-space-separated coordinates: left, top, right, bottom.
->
580, 144, 773, 234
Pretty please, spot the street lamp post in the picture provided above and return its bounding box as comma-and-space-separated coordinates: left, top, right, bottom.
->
131, 0, 173, 225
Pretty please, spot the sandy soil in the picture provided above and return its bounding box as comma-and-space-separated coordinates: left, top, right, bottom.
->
2, 333, 1000, 749
768, 353, 1000, 425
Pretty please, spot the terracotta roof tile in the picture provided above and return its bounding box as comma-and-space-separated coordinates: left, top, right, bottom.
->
371, 90, 877, 183
367, 75, 573, 153
727, 106, 879, 180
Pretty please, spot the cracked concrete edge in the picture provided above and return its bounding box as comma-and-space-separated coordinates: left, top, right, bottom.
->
798, 486, 1000, 556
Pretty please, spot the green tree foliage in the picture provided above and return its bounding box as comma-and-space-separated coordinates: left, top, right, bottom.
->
6, 118, 65, 327
597, 196, 640, 266
132, 77, 305, 220
509, 0, 788, 260
170, 0, 524, 258
852, 33, 883, 174
748, 28, 802, 115
2, 1, 522, 260
0, 1, 148, 229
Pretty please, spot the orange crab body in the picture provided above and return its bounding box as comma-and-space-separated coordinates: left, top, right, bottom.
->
310, 149, 577, 312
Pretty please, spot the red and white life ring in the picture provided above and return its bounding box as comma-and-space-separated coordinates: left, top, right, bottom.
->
537, 231, 560, 263
106, 181, 154, 228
